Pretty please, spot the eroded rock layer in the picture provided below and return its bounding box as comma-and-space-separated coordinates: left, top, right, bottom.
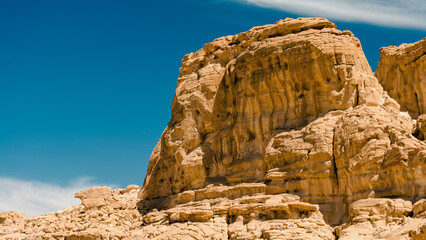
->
1, 18, 425, 240
336, 198, 426, 239
139, 18, 426, 225
1, 185, 425, 240
0, 185, 335, 239
375, 38, 426, 118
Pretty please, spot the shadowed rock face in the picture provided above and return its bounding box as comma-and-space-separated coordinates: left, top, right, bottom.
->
139, 18, 426, 225
375, 38, 426, 118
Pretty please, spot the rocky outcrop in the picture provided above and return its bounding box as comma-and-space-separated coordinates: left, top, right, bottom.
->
0, 185, 143, 239
375, 38, 426, 118
0, 184, 335, 239
141, 17, 373, 201
139, 17, 426, 225
1, 18, 425, 239
1, 186, 425, 239
337, 198, 426, 239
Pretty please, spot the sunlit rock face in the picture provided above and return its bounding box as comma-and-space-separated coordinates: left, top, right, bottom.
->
2, 185, 426, 239
139, 17, 426, 225
375, 38, 426, 118
1, 18, 426, 240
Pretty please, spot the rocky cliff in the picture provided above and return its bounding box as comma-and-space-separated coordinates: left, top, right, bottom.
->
139, 17, 425, 225
376, 38, 426, 118
1, 18, 425, 240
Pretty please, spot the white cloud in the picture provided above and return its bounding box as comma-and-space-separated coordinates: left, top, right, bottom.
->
236, 0, 426, 30
0, 176, 114, 217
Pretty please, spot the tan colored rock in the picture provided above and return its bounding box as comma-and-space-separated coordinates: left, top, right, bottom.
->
348, 198, 412, 221
1, 185, 144, 240
125, 184, 140, 192
1, 184, 335, 240
337, 198, 426, 240
140, 17, 375, 202
1, 18, 426, 240
1, 184, 424, 240
139, 17, 425, 226
81, 198, 106, 208
413, 199, 426, 217
74, 186, 113, 200
416, 114, 426, 140
0, 211, 26, 226
375, 38, 426, 118
146, 192, 334, 240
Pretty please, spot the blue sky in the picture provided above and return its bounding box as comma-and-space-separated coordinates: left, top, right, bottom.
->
0, 0, 425, 216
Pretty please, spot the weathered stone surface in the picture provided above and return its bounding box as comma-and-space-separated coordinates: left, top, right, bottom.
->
139, 17, 426, 225
416, 114, 426, 140
75, 186, 113, 200
413, 199, 426, 217
2, 187, 424, 240
140, 17, 374, 203
375, 38, 426, 118
0, 185, 334, 240
0, 211, 25, 227
348, 198, 412, 221
336, 198, 426, 240
1, 18, 426, 240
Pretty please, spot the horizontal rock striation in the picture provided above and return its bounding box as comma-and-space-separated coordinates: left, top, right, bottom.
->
1, 185, 425, 239
0, 184, 335, 239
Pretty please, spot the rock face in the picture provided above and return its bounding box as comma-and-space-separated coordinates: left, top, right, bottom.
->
0, 184, 334, 239
1, 185, 425, 239
1, 18, 426, 240
337, 198, 426, 239
375, 38, 426, 118
1, 185, 425, 240
139, 17, 426, 225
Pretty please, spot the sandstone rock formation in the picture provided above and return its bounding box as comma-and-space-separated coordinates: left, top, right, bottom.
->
375, 38, 426, 118
337, 198, 426, 239
1, 186, 425, 239
139, 17, 426, 225
0, 184, 333, 239
0, 185, 143, 239
1, 18, 425, 240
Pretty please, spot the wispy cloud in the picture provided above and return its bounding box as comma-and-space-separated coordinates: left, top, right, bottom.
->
235, 0, 426, 30
0, 177, 113, 217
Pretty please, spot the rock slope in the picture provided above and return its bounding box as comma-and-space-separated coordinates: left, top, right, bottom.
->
1, 18, 425, 240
